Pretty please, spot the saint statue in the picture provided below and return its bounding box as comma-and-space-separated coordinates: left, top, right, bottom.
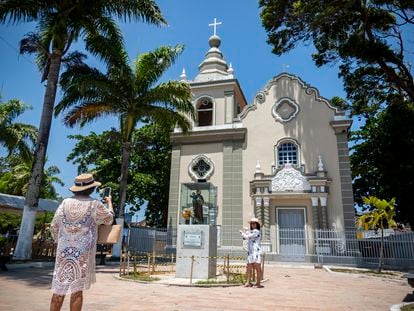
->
191, 190, 204, 224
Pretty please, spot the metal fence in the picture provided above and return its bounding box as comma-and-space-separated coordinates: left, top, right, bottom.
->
270, 228, 414, 269
125, 227, 414, 270
127, 226, 176, 256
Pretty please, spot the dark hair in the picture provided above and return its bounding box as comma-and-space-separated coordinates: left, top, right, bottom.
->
72, 187, 95, 197
250, 221, 261, 231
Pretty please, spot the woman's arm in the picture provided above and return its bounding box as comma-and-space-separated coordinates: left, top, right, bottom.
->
240, 229, 260, 240
50, 204, 63, 241
96, 196, 114, 225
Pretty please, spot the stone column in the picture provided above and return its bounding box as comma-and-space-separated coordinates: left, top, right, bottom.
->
167, 146, 181, 248
320, 196, 328, 229
330, 120, 355, 229
263, 196, 270, 240
311, 196, 320, 229
224, 90, 234, 124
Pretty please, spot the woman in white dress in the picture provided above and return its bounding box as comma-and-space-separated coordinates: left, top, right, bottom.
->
240, 217, 263, 288
50, 173, 114, 311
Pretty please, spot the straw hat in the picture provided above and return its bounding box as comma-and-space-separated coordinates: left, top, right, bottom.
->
69, 173, 101, 192
248, 217, 261, 225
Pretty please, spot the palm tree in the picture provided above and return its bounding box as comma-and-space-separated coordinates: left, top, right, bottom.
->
0, 155, 63, 200
55, 45, 195, 219
357, 196, 397, 272
0, 0, 166, 260
0, 97, 37, 160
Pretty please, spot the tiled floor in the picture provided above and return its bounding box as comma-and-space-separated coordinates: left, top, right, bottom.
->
0, 263, 412, 310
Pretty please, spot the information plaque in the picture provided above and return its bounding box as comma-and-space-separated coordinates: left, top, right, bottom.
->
183, 232, 202, 247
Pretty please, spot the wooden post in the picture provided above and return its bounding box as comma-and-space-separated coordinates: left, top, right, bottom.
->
190, 255, 194, 285
147, 253, 151, 276
152, 251, 156, 274
119, 252, 123, 276
152, 230, 156, 274
226, 254, 230, 284
261, 253, 265, 280
133, 256, 137, 275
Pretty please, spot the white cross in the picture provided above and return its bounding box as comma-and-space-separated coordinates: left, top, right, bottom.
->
209, 18, 222, 36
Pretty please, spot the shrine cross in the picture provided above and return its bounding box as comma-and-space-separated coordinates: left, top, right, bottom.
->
209, 18, 222, 36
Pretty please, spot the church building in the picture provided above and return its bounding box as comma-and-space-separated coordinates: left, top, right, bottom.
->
167, 23, 355, 258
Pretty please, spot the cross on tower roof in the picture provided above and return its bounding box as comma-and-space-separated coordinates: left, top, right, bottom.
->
208, 18, 222, 36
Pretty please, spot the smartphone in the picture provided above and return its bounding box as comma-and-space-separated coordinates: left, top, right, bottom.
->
102, 187, 111, 198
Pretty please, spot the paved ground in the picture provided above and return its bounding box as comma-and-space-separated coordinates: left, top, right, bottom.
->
0, 263, 412, 311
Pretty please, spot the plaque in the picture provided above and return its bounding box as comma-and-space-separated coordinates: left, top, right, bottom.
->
183, 232, 202, 247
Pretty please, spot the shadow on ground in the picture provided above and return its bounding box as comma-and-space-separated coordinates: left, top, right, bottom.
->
403, 293, 414, 302
0, 266, 53, 288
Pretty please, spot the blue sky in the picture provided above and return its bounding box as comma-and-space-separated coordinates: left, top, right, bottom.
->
0, 1, 350, 220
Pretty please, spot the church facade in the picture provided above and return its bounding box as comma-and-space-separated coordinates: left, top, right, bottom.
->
167, 32, 355, 257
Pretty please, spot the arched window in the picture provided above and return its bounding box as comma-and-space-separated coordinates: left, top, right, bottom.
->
276, 141, 299, 167
196, 97, 213, 126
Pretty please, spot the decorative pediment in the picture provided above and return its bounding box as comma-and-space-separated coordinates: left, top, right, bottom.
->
271, 163, 311, 192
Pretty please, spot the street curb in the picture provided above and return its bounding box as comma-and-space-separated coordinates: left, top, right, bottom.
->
6, 261, 55, 269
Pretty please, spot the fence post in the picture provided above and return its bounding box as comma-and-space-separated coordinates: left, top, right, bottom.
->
190, 255, 195, 285
133, 256, 137, 275
261, 252, 265, 280
152, 252, 156, 274
119, 252, 123, 276
147, 253, 151, 276
152, 230, 156, 273
226, 254, 230, 284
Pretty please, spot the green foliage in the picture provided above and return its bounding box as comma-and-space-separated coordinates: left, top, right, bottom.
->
357, 196, 397, 272
259, 0, 414, 103
0, 155, 63, 200
122, 272, 160, 282
0, 96, 37, 160
0, 212, 54, 235
67, 124, 172, 226
351, 101, 414, 227
357, 196, 397, 230
1, 0, 167, 259
0, 213, 21, 234
55, 44, 195, 218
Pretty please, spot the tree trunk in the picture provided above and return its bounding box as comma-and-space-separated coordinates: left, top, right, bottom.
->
118, 141, 131, 219
13, 49, 63, 260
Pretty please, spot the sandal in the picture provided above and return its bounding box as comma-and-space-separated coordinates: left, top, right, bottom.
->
244, 283, 253, 287
255, 285, 264, 288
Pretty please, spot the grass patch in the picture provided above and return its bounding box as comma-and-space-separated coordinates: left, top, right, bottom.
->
330, 268, 403, 279
121, 272, 160, 282
401, 304, 414, 311
195, 273, 246, 285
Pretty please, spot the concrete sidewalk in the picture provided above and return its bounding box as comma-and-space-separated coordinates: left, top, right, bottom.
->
0, 263, 412, 310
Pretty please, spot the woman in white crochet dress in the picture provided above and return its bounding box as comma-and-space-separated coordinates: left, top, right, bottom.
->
50, 173, 114, 311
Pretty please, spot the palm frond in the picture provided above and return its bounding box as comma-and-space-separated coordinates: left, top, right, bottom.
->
106, 0, 166, 25
0, 0, 47, 24
62, 102, 116, 127
139, 105, 192, 133
83, 16, 130, 71
135, 45, 184, 92
142, 81, 195, 120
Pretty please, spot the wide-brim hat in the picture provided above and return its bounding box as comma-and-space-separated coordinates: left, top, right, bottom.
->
69, 173, 101, 192
248, 217, 261, 225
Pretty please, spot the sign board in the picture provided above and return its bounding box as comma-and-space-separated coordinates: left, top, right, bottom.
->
183, 232, 202, 247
